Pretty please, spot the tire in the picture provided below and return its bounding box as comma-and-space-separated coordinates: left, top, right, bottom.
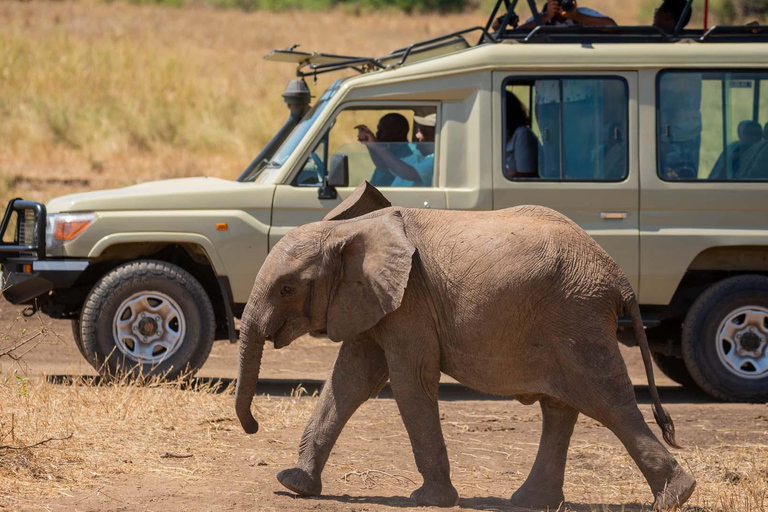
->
682, 275, 768, 402
80, 260, 215, 380
651, 352, 699, 388
71, 318, 87, 360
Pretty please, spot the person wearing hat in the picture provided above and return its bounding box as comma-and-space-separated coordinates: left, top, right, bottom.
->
413, 113, 437, 146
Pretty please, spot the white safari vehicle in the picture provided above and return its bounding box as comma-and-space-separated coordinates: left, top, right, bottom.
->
2, 0, 767, 401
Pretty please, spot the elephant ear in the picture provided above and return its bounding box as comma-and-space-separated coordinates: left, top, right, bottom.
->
326, 210, 415, 342
323, 181, 391, 221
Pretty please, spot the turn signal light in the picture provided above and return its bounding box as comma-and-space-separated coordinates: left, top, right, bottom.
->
216, 223, 228, 231
54, 220, 92, 241
46, 213, 98, 248
23, 264, 32, 274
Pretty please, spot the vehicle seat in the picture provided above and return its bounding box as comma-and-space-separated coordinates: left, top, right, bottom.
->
736, 139, 768, 180
708, 120, 762, 180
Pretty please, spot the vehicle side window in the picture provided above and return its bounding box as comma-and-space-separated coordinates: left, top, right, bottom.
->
657, 70, 768, 181
294, 106, 437, 188
503, 77, 628, 181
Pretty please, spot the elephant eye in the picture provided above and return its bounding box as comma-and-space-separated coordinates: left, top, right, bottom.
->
280, 284, 295, 297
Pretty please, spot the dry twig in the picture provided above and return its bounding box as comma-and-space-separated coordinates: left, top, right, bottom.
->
161, 452, 194, 459
0, 433, 73, 451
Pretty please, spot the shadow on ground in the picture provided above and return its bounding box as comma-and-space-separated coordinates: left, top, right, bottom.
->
45, 375, 715, 404
274, 491, 652, 511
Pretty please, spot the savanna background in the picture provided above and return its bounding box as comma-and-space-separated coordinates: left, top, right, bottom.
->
2, 1, 768, 511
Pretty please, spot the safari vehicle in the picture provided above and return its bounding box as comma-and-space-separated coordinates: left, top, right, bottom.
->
1, 0, 767, 401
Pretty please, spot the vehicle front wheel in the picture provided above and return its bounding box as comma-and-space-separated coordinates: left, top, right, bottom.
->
80, 260, 215, 379
682, 275, 768, 402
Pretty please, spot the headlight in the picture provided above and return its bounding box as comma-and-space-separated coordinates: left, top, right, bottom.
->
46, 213, 98, 248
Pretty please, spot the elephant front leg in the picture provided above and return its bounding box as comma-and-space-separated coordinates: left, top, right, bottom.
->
277, 337, 388, 497
511, 398, 578, 509
388, 361, 458, 507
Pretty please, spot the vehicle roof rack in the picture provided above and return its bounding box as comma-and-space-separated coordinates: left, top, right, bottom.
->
510, 25, 673, 43
265, 26, 495, 79
699, 24, 768, 42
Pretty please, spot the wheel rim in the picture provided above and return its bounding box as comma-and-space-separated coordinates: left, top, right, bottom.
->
715, 305, 768, 380
112, 291, 187, 365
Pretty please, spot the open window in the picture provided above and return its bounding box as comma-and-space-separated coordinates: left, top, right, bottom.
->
503, 77, 628, 181
293, 106, 438, 188
658, 70, 768, 181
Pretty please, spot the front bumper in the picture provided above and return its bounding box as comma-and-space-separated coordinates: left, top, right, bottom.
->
1, 259, 89, 304
0, 199, 89, 305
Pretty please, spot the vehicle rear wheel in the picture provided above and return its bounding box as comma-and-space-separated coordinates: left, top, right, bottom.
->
682, 275, 768, 402
80, 260, 215, 379
651, 352, 698, 388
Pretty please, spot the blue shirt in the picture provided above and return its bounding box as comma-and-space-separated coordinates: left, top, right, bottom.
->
370, 143, 434, 187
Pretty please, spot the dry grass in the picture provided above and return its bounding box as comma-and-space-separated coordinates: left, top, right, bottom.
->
0, 362, 315, 511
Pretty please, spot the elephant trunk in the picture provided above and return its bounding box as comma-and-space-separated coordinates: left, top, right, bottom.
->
235, 323, 264, 435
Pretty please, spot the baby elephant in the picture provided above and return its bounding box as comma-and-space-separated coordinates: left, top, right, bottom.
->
235, 182, 696, 510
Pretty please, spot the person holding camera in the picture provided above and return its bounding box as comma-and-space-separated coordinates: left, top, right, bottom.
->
522, 0, 616, 27
494, 0, 616, 30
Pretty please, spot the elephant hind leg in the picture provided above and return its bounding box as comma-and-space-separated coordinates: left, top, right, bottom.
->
510, 398, 578, 510
277, 336, 389, 497
568, 367, 695, 510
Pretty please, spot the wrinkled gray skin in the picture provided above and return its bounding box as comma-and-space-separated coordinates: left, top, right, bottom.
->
235, 183, 696, 510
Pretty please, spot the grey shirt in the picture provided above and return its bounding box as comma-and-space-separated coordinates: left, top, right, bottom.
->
505, 125, 539, 178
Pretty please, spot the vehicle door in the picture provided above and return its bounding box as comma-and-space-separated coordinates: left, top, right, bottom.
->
491, 71, 640, 292
269, 102, 447, 248
641, 69, 768, 306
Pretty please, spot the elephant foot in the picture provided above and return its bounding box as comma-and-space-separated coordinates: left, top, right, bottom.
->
653, 468, 696, 511
276, 467, 322, 496
510, 482, 565, 510
410, 481, 459, 507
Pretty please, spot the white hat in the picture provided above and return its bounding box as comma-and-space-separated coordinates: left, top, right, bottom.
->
413, 113, 436, 127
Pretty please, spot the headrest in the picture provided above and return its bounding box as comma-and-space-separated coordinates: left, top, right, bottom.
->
738, 120, 762, 144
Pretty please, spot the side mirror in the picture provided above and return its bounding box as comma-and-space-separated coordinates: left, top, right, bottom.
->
327, 154, 349, 187
318, 154, 349, 200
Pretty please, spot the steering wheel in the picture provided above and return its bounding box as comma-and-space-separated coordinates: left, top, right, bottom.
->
310, 153, 326, 183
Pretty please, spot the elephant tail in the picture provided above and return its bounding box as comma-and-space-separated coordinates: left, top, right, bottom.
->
623, 293, 681, 449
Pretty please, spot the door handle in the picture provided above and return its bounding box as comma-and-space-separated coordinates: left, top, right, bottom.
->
600, 212, 628, 220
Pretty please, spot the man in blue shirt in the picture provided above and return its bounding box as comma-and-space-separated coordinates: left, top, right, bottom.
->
356, 113, 434, 187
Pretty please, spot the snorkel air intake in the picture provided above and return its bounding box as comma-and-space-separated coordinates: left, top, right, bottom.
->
238, 79, 312, 181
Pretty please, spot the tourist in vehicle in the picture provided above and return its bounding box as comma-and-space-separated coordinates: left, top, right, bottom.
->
652, 0, 692, 32
504, 92, 540, 178
492, 0, 615, 30
356, 113, 433, 187
514, 0, 616, 29
413, 112, 436, 162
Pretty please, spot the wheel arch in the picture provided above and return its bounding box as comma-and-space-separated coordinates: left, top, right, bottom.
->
57, 240, 235, 342
645, 246, 768, 354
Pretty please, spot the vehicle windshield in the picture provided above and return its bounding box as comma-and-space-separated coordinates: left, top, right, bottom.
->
244, 80, 342, 184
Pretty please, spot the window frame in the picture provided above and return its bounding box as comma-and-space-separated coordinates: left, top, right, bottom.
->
501, 75, 630, 183
286, 100, 441, 188
655, 67, 768, 183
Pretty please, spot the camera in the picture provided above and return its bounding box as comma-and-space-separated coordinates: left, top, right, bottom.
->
559, 0, 577, 13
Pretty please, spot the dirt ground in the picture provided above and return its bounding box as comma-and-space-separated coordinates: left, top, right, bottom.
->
2, 303, 768, 512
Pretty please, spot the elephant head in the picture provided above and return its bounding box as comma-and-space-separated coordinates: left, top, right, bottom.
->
235, 183, 415, 434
